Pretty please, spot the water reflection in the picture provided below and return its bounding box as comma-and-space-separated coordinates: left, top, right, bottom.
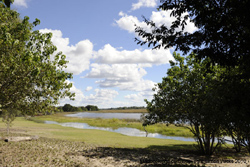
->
66, 112, 142, 120
45, 121, 194, 142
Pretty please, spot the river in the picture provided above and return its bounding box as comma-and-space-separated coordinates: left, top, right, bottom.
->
66, 112, 142, 120
45, 120, 195, 142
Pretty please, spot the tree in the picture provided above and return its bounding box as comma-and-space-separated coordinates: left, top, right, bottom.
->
136, 0, 250, 154
86, 105, 99, 111
144, 52, 225, 155
62, 104, 74, 112
216, 70, 250, 153
135, 0, 250, 77
0, 5, 74, 123
0, 0, 13, 8
1, 108, 19, 134
80, 106, 87, 111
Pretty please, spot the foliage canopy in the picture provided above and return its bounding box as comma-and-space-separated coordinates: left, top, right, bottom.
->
144, 52, 225, 155
137, 0, 250, 155
135, 0, 250, 76
0, 6, 74, 117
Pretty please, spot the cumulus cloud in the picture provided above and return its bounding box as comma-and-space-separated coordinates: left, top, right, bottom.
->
125, 91, 154, 106
94, 44, 174, 65
39, 29, 166, 107
85, 89, 119, 103
85, 86, 93, 91
39, 29, 93, 75
115, 10, 197, 37
115, 12, 149, 33
86, 93, 132, 108
131, 0, 158, 11
150, 11, 197, 33
84, 64, 156, 92
13, 0, 28, 8
88, 43, 173, 92
59, 85, 121, 108
85, 64, 146, 81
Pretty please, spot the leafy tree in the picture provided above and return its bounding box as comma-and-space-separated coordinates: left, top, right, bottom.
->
144, 52, 225, 155
136, 0, 250, 154
216, 71, 250, 153
0, 0, 13, 8
80, 106, 87, 111
135, 0, 250, 76
62, 104, 83, 112
0, 5, 74, 123
62, 104, 73, 112
86, 105, 99, 111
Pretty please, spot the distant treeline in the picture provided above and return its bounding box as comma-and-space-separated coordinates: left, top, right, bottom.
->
57, 104, 145, 112
57, 104, 99, 112
101, 106, 145, 110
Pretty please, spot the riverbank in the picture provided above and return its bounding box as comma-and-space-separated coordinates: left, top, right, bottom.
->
31, 112, 194, 137
0, 117, 194, 148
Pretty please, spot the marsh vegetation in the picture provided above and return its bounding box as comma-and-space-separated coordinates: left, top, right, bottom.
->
32, 112, 193, 138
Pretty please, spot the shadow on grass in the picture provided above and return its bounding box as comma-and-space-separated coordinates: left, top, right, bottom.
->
68, 144, 206, 167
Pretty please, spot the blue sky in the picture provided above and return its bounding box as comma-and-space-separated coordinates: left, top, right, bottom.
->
12, 0, 196, 108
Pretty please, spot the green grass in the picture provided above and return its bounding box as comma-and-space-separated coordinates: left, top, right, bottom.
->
0, 111, 246, 167
0, 116, 245, 167
0, 117, 194, 149
31, 112, 194, 137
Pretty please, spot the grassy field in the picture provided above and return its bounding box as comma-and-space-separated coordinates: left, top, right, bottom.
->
0, 117, 194, 148
31, 112, 194, 137
0, 116, 249, 166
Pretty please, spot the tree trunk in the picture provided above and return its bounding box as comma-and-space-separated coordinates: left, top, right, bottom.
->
194, 125, 205, 154
6, 122, 10, 135
143, 126, 148, 137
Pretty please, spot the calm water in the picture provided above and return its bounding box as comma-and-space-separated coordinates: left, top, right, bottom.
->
45, 121, 195, 142
66, 112, 142, 120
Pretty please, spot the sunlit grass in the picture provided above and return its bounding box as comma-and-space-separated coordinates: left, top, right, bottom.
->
0, 117, 194, 148
32, 113, 194, 137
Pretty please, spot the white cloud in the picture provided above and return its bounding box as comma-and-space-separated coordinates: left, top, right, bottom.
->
85, 64, 147, 82
59, 85, 122, 108
125, 91, 154, 106
150, 11, 197, 33
85, 89, 119, 103
84, 63, 156, 92
125, 91, 154, 100
85, 42, 173, 92
115, 11, 197, 37
94, 44, 174, 65
85, 86, 93, 91
39, 29, 93, 75
59, 82, 150, 108
13, 0, 28, 8
131, 0, 158, 11
96, 79, 155, 92
83, 88, 131, 108
115, 12, 149, 33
